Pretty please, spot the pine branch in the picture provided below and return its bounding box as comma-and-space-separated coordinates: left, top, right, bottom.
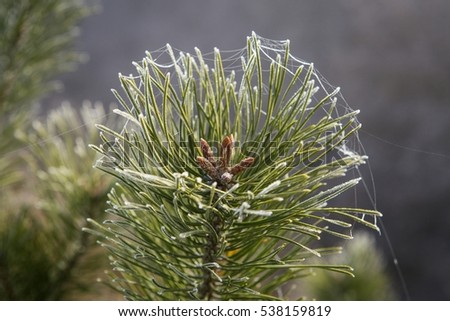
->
0, 0, 96, 112
0, 102, 120, 300
0, 0, 97, 187
88, 33, 382, 300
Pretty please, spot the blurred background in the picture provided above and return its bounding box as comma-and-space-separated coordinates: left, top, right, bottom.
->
2, 0, 449, 300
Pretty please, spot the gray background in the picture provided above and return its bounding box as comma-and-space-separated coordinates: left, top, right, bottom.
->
48, 0, 450, 300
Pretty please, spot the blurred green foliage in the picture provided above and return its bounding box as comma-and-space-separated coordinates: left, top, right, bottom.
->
0, 0, 96, 186
0, 0, 117, 300
0, 0, 93, 111
298, 232, 397, 300
1, 102, 121, 300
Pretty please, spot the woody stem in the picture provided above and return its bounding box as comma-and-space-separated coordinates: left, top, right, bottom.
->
198, 211, 224, 300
